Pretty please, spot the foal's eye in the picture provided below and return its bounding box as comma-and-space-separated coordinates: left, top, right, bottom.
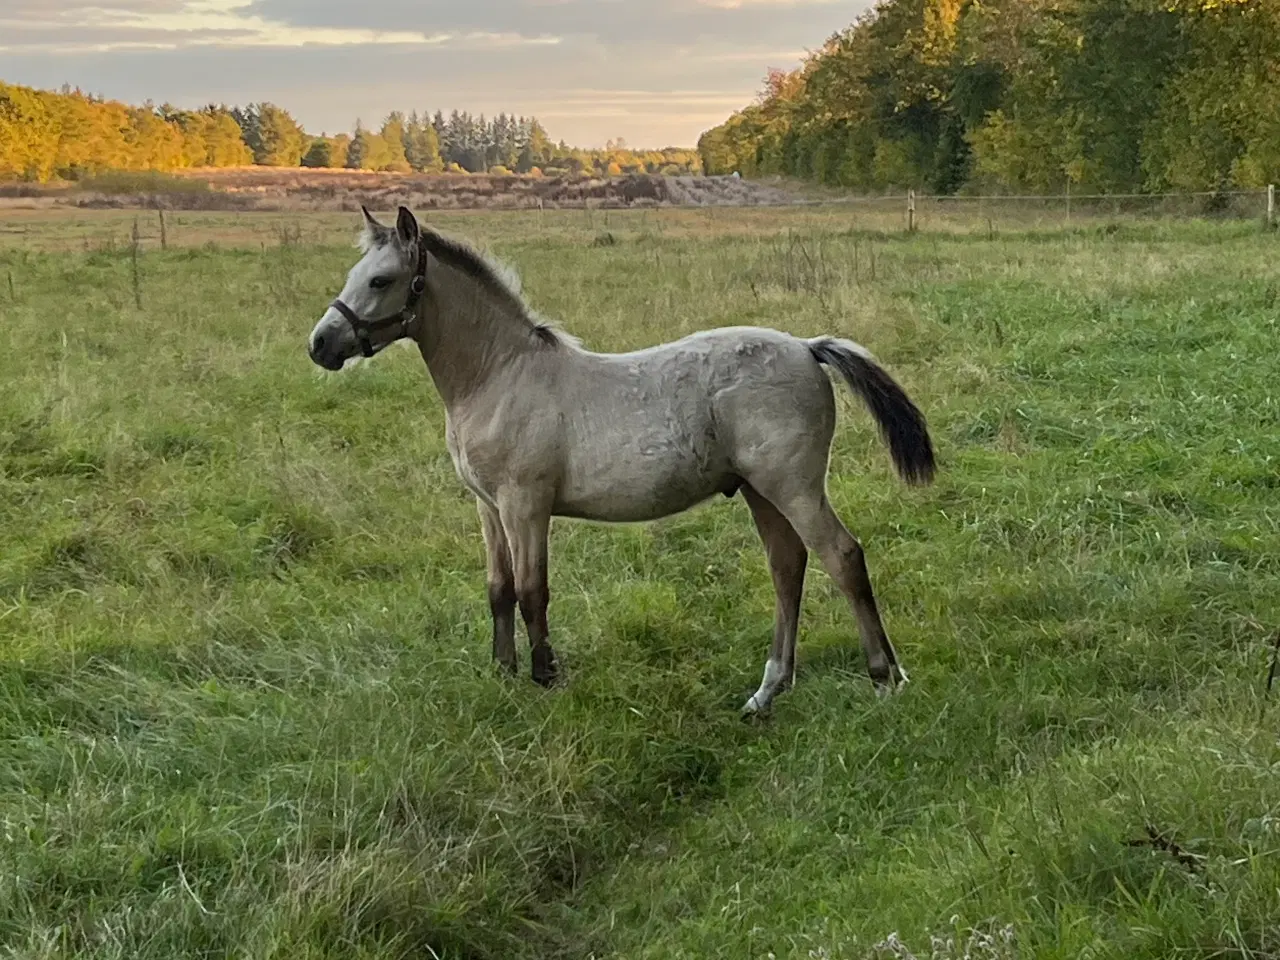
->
369, 276, 392, 290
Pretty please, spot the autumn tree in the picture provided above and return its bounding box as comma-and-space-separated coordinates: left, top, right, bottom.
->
379, 112, 411, 172
1, 80, 704, 183
199, 107, 253, 166
53, 92, 133, 176
0, 83, 57, 180
517, 118, 552, 172
1141, 0, 1280, 190
404, 112, 443, 172
699, 0, 1280, 194
255, 103, 306, 166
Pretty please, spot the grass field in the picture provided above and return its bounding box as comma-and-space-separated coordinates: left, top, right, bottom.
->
2, 206, 1279, 959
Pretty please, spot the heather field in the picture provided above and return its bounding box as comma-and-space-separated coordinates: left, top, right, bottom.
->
0, 167, 797, 214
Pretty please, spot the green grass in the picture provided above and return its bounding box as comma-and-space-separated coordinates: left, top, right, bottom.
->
1, 210, 1279, 959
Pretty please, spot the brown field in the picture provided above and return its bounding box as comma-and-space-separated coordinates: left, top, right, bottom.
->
0, 167, 802, 214
0, 204, 877, 253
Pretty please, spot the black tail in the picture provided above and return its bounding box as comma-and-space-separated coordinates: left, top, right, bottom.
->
808, 336, 936, 486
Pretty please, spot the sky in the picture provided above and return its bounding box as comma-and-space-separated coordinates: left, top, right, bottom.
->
0, 0, 871, 148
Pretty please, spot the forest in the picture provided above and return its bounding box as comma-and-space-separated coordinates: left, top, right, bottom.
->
698, 0, 1280, 194
0, 83, 701, 182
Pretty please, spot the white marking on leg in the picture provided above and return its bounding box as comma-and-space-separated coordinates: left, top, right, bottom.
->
741, 658, 787, 715
875, 664, 910, 700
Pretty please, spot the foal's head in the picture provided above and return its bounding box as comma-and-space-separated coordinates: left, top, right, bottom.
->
308, 205, 423, 371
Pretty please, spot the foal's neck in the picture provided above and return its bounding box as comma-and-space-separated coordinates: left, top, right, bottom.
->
413, 261, 542, 410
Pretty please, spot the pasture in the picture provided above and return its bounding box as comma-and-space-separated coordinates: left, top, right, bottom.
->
1, 205, 1279, 959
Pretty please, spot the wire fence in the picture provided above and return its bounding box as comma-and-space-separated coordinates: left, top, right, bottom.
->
652, 187, 1276, 224
564, 185, 1278, 235
0, 184, 1274, 253
893, 187, 1274, 234
666, 186, 1280, 237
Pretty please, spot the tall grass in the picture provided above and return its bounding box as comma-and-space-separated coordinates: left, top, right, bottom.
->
72, 170, 213, 196
0, 210, 1278, 958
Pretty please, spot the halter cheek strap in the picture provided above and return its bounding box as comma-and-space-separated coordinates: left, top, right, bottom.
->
330, 242, 430, 358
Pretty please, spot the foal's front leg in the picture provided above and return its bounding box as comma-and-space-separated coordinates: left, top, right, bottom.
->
478, 500, 518, 675
497, 495, 560, 687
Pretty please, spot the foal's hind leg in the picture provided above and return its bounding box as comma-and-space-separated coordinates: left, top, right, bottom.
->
478, 500, 518, 675
741, 485, 807, 716
760, 483, 906, 692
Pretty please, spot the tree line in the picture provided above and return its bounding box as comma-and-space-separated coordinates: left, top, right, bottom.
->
0, 82, 701, 181
698, 0, 1280, 195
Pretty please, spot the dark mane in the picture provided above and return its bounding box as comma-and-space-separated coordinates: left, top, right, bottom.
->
420, 230, 565, 347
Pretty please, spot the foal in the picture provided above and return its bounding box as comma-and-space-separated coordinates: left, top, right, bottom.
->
308, 206, 936, 715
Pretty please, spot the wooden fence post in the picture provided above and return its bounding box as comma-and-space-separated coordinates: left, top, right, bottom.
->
1268, 184, 1275, 230
130, 219, 142, 309
907, 189, 916, 233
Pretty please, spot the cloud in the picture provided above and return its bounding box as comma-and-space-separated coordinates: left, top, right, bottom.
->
693, 0, 845, 7
240, 0, 848, 51
0, 0, 561, 52
0, 0, 870, 146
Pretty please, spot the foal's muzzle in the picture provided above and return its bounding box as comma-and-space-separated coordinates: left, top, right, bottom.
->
308, 330, 345, 370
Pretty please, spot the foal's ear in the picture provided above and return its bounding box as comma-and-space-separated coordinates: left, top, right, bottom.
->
360, 204, 385, 232
396, 205, 420, 247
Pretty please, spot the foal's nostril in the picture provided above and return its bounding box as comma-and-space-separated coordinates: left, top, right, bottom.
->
313, 334, 326, 354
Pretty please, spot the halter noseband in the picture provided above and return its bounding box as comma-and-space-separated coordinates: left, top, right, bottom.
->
329, 241, 430, 358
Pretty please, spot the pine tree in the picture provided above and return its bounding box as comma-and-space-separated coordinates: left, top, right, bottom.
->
346, 120, 368, 169
443, 110, 464, 168
301, 137, 332, 168
404, 111, 423, 169
230, 104, 261, 161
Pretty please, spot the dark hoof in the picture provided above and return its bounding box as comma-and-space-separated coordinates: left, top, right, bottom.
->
531, 645, 559, 688
494, 658, 518, 678
870, 661, 909, 696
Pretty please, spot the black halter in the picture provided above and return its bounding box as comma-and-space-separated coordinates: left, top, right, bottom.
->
330, 242, 430, 358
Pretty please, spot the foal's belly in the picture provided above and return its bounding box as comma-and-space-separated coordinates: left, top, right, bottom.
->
553, 459, 739, 523
550, 370, 741, 523
553, 481, 736, 523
